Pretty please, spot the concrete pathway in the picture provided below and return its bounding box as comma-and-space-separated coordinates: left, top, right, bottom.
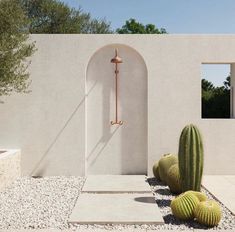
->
69, 175, 163, 225
202, 175, 235, 215
82, 175, 151, 193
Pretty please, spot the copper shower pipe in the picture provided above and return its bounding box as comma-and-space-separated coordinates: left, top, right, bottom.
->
111, 49, 123, 125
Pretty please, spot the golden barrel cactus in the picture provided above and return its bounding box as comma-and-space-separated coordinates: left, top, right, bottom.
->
158, 153, 178, 184
166, 163, 182, 194
188, 190, 207, 202
194, 200, 222, 227
152, 161, 161, 180
170, 191, 199, 220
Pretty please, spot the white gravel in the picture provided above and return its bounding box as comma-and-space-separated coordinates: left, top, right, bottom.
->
0, 176, 234, 231
0, 176, 85, 230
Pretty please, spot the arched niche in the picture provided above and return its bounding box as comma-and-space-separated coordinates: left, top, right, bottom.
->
86, 44, 148, 174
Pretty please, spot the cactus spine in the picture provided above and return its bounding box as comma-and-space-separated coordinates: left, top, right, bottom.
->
178, 124, 204, 191
152, 161, 161, 180
167, 164, 182, 194
158, 154, 178, 184
170, 191, 199, 220
194, 200, 222, 227
188, 191, 207, 202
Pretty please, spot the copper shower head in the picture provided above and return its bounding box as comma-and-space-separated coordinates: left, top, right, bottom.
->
111, 49, 122, 64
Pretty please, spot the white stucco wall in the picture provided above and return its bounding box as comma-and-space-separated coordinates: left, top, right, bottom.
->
0, 34, 235, 176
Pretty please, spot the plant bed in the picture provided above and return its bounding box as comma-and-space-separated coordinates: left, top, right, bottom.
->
72, 177, 235, 231
147, 177, 235, 230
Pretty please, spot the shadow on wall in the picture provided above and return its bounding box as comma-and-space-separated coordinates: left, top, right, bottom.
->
86, 71, 119, 167
86, 46, 118, 172
30, 99, 85, 176
30, 83, 97, 176
86, 44, 148, 175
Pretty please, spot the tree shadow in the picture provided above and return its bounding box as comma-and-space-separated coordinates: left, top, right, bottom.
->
87, 126, 119, 167
31, 83, 97, 176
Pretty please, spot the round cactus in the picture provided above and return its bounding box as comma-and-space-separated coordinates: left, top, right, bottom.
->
194, 200, 222, 227
158, 154, 178, 184
170, 191, 199, 220
152, 161, 161, 180
166, 163, 182, 194
188, 191, 207, 202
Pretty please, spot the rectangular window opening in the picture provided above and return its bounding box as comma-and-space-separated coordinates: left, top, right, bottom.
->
201, 64, 231, 119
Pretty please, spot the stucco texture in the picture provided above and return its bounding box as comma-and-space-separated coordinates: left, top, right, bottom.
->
0, 34, 234, 176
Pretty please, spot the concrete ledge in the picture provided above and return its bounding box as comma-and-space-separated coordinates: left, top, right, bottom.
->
202, 175, 235, 215
0, 149, 21, 191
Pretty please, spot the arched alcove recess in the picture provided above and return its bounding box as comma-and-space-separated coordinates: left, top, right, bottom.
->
86, 44, 147, 174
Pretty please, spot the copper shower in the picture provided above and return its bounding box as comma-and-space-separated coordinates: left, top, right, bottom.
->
110, 49, 123, 125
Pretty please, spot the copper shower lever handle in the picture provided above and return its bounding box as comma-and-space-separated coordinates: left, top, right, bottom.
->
111, 120, 123, 125
110, 49, 123, 126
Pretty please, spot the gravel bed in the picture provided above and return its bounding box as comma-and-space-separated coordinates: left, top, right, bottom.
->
0, 176, 85, 230
146, 177, 235, 230
0, 176, 234, 231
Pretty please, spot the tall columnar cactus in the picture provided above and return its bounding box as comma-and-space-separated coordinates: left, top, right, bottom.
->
178, 124, 204, 192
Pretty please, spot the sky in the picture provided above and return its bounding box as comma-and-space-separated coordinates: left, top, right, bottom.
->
202, 64, 230, 87
62, 0, 234, 86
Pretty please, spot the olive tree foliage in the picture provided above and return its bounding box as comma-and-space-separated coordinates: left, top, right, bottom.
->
117, 18, 167, 34
20, 0, 113, 34
201, 76, 230, 118
0, 0, 36, 98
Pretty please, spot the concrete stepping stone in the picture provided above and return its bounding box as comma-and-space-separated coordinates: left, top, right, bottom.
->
82, 175, 151, 193
69, 193, 164, 224
203, 175, 235, 215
